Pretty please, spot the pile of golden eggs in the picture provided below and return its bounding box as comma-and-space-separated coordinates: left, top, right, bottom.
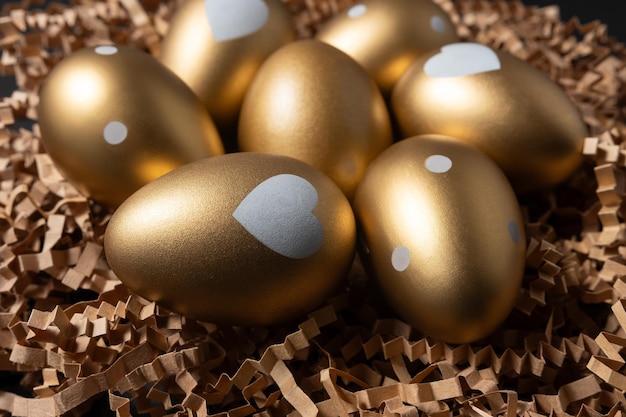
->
38, 0, 588, 344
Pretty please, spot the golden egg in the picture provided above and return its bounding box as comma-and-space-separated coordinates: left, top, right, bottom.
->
159, 0, 295, 134
238, 40, 393, 200
315, 0, 459, 95
104, 152, 356, 325
38, 45, 224, 209
391, 42, 588, 192
354, 135, 526, 344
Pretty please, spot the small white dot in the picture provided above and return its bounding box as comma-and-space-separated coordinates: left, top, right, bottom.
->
103, 121, 128, 145
430, 15, 446, 33
348, 4, 367, 18
425, 155, 452, 173
391, 246, 410, 272
95, 45, 118, 55
508, 221, 522, 244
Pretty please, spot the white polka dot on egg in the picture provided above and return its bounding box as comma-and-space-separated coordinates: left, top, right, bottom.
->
348, 4, 367, 19
430, 15, 446, 33
508, 220, 522, 244
425, 155, 452, 173
94, 45, 118, 55
391, 246, 411, 272
103, 121, 128, 145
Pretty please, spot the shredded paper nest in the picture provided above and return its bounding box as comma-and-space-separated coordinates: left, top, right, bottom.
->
0, 0, 625, 416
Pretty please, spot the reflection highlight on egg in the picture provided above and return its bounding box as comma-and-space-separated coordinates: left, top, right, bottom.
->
135, 156, 183, 185
65, 70, 103, 105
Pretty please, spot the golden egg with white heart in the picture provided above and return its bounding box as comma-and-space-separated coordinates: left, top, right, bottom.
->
104, 152, 356, 325
159, 0, 295, 137
392, 42, 588, 192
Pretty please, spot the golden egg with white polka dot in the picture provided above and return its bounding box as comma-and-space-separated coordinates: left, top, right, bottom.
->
354, 135, 526, 344
315, 0, 459, 95
38, 45, 224, 209
105, 152, 356, 325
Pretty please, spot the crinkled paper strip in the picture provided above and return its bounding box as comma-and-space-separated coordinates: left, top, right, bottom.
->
0, 0, 625, 416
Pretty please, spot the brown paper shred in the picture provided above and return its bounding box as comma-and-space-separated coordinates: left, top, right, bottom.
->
1, 0, 626, 416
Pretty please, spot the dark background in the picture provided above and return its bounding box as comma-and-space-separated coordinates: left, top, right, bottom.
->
523, 0, 625, 40
0, 0, 624, 100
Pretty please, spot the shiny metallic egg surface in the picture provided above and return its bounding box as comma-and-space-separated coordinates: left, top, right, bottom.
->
316, 0, 459, 94
238, 40, 393, 200
38, 45, 223, 209
392, 42, 588, 192
159, 0, 295, 131
105, 153, 356, 325
354, 135, 526, 344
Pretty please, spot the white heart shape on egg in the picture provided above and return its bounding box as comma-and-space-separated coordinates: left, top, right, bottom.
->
233, 174, 324, 259
205, 0, 269, 42
424, 43, 501, 78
